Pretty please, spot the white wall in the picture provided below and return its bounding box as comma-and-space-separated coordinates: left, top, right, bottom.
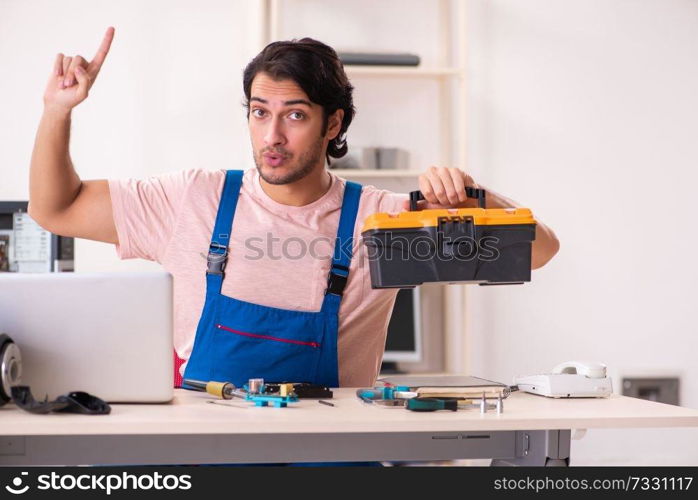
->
466, 0, 698, 465
0, 0, 260, 272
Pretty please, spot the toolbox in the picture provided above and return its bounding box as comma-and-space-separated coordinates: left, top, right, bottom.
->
361, 187, 537, 288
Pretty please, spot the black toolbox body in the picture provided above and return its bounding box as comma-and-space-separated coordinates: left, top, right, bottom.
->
360, 188, 537, 288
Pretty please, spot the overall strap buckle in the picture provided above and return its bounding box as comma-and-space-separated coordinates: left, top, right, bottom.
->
206, 243, 228, 276
325, 264, 349, 296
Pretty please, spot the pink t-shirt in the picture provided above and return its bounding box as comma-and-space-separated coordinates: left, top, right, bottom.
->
108, 168, 407, 387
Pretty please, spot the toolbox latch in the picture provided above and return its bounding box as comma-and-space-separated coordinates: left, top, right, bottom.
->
438, 216, 476, 258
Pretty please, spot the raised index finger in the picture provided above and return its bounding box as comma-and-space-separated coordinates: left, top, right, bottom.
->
87, 26, 115, 77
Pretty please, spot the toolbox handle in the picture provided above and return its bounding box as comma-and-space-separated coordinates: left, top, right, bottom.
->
409, 187, 486, 211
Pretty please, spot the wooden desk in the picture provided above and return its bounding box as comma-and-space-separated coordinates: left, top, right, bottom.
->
2, 388, 697, 466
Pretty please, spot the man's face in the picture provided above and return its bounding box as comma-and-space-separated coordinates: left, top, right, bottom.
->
248, 72, 334, 185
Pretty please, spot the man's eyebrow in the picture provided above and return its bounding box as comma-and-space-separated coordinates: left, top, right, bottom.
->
284, 99, 313, 107
250, 96, 313, 107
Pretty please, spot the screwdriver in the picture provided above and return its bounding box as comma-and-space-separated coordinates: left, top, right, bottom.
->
183, 378, 247, 400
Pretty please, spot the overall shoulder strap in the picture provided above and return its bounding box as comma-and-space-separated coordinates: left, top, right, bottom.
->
324, 180, 363, 298
206, 170, 244, 293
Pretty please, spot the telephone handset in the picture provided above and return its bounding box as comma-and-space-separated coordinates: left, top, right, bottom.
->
514, 361, 612, 398
551, 361, 607, 379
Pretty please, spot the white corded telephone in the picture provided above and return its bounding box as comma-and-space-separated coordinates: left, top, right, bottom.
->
513, 361, 613, 398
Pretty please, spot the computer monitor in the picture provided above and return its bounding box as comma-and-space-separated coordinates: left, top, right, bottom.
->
0, 201, 74, 272
381, 287, 423, 371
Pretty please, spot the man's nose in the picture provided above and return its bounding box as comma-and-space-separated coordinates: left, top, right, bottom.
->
264, 116, 285, 147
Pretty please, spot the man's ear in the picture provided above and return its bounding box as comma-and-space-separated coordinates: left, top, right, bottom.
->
326, 109, 344, 141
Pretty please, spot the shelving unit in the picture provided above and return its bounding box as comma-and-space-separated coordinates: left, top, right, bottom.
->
258, 0, 468, 374
260, 0, 467, 176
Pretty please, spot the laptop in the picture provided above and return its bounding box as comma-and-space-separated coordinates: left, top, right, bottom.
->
0, 271, 174, 403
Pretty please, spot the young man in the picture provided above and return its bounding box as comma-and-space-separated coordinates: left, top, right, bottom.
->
29, 27, 560, 388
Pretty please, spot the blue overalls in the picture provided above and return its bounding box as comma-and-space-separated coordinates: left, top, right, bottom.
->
182, 170, 362, 388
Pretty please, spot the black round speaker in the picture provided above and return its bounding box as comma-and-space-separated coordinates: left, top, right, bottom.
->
0, 333, 22, 405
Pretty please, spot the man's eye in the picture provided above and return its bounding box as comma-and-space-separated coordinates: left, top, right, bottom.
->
289, 111, 305, 120
251, 109, 266, 118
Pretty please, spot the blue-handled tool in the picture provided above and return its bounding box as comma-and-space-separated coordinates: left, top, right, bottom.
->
356, 386, 418, 406
406, 397, 460, 412
406, 393, 505, 414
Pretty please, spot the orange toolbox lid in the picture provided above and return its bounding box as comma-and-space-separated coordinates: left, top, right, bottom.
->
362, 187, 536, 232
362, 207, 536, 232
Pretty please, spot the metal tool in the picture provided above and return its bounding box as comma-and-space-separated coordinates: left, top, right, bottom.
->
186, 377, 299, 408
406, 397, 459, 412
264, 382, 333, 399
356, 386, 417, 404
357, 385, 505, 414
183, 378, 247, 400
406, 392, 504, 414
247, 378, 264, 394
241, 379, 298, 407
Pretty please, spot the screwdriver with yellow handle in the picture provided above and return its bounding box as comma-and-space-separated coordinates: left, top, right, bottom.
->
183, 379, 247, 400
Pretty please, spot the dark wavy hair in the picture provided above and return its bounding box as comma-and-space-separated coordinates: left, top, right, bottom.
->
243, 38, 355, 163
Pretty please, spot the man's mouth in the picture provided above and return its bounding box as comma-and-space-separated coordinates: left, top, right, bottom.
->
262, 152, 288, 167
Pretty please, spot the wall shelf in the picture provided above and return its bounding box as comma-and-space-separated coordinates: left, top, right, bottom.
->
345, 66, 461, 78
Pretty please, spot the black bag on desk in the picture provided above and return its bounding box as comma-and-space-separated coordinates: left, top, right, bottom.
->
11, 385, 111, 415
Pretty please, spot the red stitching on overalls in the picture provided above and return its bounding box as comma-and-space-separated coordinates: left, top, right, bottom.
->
216, 324, 320, 348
